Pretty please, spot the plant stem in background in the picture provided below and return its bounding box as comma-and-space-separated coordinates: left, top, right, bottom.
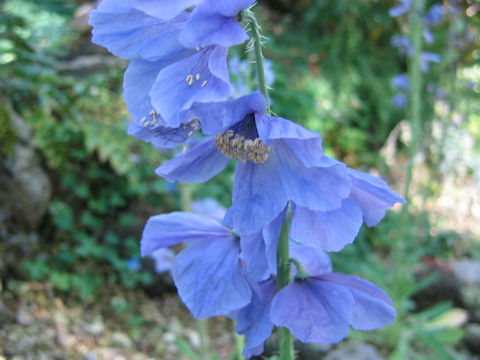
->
179, 183, 211, 360
403, 0, 424, 205
246, 9, 294, 359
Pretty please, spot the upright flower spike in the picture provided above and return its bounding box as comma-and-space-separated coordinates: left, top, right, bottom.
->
155, 92, 351, 235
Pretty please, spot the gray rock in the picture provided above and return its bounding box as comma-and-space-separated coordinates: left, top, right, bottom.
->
326, 341, 384, 360
0, 102, 52, 232
464, 323, 480, 355
452, 260, 480, 287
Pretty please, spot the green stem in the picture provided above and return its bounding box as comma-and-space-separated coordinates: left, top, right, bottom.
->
277, 214, 294, 360
246, 8, 293, 359
403, 0, 424, 205
245, 9, 271, 113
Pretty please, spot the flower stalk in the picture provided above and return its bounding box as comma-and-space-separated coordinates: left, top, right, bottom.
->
277, 216, 294, 360
245, 8, 271, 114
246, 9, 294, 359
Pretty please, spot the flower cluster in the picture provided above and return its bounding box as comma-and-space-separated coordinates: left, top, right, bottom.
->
389, 1, 444, 108
89, 1, 405, 358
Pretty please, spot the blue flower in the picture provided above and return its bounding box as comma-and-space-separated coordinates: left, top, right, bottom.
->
423, 4, 443, 25
89, 0, 234, 126
421, 52, 441, 72
140, 212, 252, 318
391, 74, 410, 91
180, 0, 255, 48
155, 92, 351, 234
391, 35, 414, 57
150, 248, 175, 273
289, 164, 405, 252
389, 0, 411, 17
234, 243, 396, 357
391, 93, 407, 108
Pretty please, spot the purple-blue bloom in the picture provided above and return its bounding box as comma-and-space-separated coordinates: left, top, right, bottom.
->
290, 164, 405, 252
391, 74, 410, 91
389, 0, 411, 17
140, 212, 252, 318
423, 4, 443, 25
150, 248, 175, 273
391, 93, 407, 108
89, 0, 236, 127
391, 35, 414, 57
421, 52, 441, 72
155, 92, 351, 235
234, 243, 396, 357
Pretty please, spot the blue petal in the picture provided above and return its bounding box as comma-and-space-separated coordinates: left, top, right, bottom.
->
348, 168, 405, 226
235, 279, 276, 358
150, 46, 231, 126
140, 211, 232, 256
123, 59, 199, 149
150, 248, 175, 273
261, 208, 286, 275
270, 279, 354, 343
319, 273, 396, 331
289, 242, 332, 276
180, 0, 251, 48
256, 116, 323, 167
156, 137, 229, 183
89, 3, 190, 61
227, 157, 288, 234
240, 232, 271, 282
172, 237, 252, 318
207, 0, 255, 16
290, 198, 363, 252
132, 0, 201, 20
272, 147, 351, 211
191, 92, 266, 135
191, 198, 226, 221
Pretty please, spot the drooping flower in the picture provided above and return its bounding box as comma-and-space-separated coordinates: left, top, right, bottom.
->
391, 93, 407, 108
140, 209, 284, 318
140, 212, 252, 318
155, 92, 351, 235
234, 243, 396, 358
391, 74, 410, 91
89, 0, 237, 127
389, 0, 411, 17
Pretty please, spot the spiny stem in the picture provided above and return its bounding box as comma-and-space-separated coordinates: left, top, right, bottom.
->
245, 8, 271, 113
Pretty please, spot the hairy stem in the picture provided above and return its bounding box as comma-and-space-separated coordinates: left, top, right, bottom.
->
245, 8, 271, 113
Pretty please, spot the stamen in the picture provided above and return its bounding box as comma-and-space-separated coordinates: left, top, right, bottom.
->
195, 46, 201, 51
215, 130, 271, 163
195, 73, 201, 81
186, 74, 194, 86
202, 80, 207, 88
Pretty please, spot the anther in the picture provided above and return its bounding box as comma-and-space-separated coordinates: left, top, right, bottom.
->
202, 80, 208, 88
186, 74, 194, 86
195, 73, 201, 81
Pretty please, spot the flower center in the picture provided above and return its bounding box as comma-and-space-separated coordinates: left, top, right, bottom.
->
185, 46, 213, 88
215, 114, 271, 163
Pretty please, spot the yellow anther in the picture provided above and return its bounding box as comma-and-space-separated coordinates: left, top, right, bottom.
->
143, 121, 150, 127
